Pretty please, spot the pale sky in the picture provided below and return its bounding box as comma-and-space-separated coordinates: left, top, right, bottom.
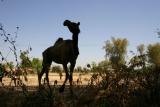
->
0, 0, 160, 67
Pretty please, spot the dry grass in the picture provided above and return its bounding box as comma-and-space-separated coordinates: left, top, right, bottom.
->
2, 73, 92, 86
0, 73, 100, 107
0, 71, 159, 107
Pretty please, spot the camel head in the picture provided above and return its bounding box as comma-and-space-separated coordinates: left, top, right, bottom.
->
63, 20, 80, 35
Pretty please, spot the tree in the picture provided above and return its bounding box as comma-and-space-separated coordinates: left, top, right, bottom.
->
0, 24, 19, 68
20, 50, 32, 68
75, 66, 83, 72
137, 44, 145, 55
7, 61, 14, 70
98, 60, 110, 70
31, 58, 42, 73
51, 65, 62, 73
103, 37, 128, 69
147, 43, 160, 68
156, 28, 160, 38
129, 44, 147, 69
147, 43, 160, 104
19, 50, 32, 77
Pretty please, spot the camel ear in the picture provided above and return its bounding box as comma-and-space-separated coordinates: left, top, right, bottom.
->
77, 22, 80, 26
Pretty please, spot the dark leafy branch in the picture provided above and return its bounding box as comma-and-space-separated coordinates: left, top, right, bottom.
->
0, 23, 19, 68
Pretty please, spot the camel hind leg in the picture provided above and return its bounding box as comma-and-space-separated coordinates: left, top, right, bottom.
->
38, 52, 52, 88
38, 63, 51, 87
59, 64, 69, 93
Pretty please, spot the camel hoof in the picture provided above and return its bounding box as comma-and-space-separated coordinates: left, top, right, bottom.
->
59, 85, 65, 93
70, 89, 73, 95
39, 85, 45, 90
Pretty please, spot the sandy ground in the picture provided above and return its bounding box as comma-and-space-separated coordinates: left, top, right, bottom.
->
1, 73, 92, 86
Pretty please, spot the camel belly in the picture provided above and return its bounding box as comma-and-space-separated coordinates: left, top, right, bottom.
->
52, 55, 73, 64
44, 43, 76, 64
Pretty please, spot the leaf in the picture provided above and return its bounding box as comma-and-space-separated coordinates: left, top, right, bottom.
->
87, 64, 91, 68
12, 41, 16, 43
30, 47, 32, 51
157, 31, 160, 36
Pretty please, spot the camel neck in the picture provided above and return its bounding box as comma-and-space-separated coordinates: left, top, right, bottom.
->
72, 34, 79, 55
72, 34, 78, 47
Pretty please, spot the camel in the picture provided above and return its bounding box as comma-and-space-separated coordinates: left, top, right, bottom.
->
38, 20, 80, 93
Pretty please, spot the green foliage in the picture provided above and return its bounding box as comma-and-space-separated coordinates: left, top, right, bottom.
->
20, 50, 32, 68
147, 43, 160, 67
3, 61, 14, 70
75, 66, 83, 72
98, 60, 110, 70
31, 58, 42, 73
51, 65, 62, 73
137, 44, 145, 55
103, 37, 128, 69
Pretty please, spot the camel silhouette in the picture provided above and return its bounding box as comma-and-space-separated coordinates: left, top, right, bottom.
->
38, 20, 80, 93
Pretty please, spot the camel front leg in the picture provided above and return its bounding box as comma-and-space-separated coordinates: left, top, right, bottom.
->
69, 62, 76, 94
38, 61, 51, 88
38, 67, 45, 88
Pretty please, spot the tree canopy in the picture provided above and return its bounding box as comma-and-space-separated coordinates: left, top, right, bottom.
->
103, 37, 128, 69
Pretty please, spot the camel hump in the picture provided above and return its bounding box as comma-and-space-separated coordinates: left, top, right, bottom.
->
54, 37, 63, 45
